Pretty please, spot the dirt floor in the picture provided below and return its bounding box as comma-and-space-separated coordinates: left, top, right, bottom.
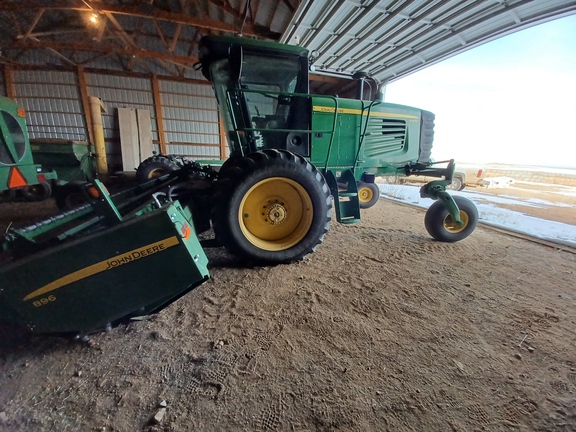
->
0, 194, 575, 431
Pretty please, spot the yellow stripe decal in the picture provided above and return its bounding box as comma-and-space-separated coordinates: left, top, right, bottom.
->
23, 236, 180, 301
312, 105, 418, 120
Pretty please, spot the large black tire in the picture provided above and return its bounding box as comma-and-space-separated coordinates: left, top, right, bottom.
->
424, 195, 478, 242
21, 182, 52, 201
216, 156, 241, 174
357, 181, 380, 209
54, 181, 89, 210
211, 149, 332, 264
417, 110, 435, 164
0, 188, 16, 202
136, 156, 180, 183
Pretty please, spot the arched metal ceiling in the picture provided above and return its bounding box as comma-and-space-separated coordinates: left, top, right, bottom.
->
282, 0, 576, 84
0, 0, 574, 84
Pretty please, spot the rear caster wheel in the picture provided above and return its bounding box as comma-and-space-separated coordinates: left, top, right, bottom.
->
357, 181, 380, 209
425, 195, 478, 242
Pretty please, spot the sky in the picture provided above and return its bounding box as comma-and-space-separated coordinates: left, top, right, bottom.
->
385, 14, 576, 169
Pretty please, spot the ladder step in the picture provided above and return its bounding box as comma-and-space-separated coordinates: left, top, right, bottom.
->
325, 169, 361, 224
339, 217, 361, 224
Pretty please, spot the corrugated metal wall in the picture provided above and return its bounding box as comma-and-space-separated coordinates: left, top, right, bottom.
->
160, 80, 220, 158
13, 70, 87, 141
0, 66, 226, 171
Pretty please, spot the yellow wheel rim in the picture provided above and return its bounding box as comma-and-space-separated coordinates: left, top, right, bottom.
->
443, 210, 470, 233
147, 168, 165, 179
239, 177, 313, 251
358, 186, 373, 203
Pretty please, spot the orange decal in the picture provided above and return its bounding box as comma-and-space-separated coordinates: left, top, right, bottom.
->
180, 223, 191, 240
8, 167, 27, 188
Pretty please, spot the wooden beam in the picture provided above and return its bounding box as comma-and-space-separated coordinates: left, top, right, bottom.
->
103, 12, 137, 48
154, 19, 170, 51
218, 112, 227, 159
17, 29, 84, 39
10, 40, 198, 65
77, 65, 94, 143
151, 75, 167, 154
5, 63, 212, 85
31, 37, 77, 66
2, 2, 266, 37
22, 8, 45, 39
4, 65, 17, 101
94, 14, 108, 42
104, 12, 179, 75
169, 23, 182, 53
310, 73, 349, 83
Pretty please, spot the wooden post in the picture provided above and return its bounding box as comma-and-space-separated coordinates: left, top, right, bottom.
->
218, 113, 227, 160
77, 65, 94, 143
151, 74, 167, 154
4, 65, 17, 101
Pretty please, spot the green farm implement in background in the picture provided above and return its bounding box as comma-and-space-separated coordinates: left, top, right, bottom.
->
0, 96, 58, 201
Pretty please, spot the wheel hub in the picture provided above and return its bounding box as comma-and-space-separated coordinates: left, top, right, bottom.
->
238, 177, 314, 249
444, 211, 469, 233
359, 189, 371, 201
265, 202, 287, 225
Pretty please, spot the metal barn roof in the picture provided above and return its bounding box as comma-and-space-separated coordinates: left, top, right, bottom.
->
282, 0, 576, 84
0, 0, 574, 84
0, 0, 299, 77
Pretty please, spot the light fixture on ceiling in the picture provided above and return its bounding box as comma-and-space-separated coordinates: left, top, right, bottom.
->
90, 13, 99, 24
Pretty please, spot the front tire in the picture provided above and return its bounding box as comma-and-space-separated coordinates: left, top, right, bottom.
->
357, 181, 380, 209
211, 150, 332, 264
424, 195, 478, 242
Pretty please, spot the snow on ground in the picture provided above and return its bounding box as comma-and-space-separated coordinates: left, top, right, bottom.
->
377, 184, 576, 248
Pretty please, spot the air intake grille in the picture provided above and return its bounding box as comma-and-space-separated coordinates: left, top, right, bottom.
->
363, 118, 406, 157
